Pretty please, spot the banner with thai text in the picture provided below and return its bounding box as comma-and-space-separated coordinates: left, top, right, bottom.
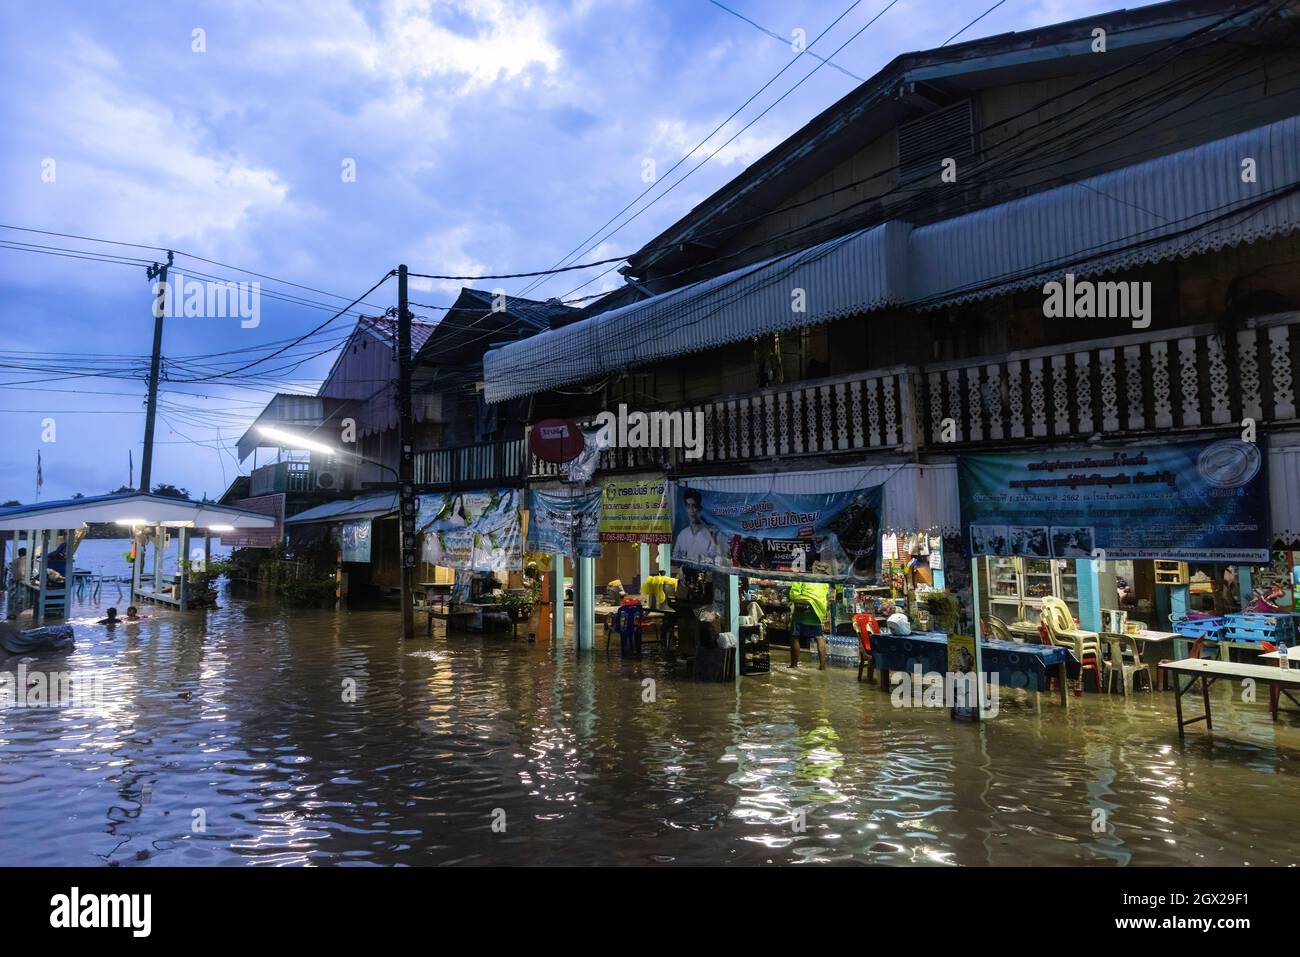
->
958, 438, 1270, 562
527, 489, 602, 558
599, 479, 672, 543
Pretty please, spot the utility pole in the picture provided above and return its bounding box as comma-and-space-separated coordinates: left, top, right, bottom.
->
397, 263, 416, 640
140, 250, 174, 493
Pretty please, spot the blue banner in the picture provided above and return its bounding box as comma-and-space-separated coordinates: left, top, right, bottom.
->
671, 485, 883, 582
340, 518, 372, 563
958, 438, 1270, 562
527, 489, 603, 558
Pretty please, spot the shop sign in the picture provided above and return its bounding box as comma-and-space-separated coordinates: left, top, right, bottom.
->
671, 484, 883, 582
598, 479, 672, 543
416, 489, 523, 572
527, 489, 602, 558
958, 437, 1270, 563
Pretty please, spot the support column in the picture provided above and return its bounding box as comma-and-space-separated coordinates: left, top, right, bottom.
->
1237, 566, 1252, 610
131, 528, 142, 605
971, 557, 983, 641
577, 555, 596, 652
1075, 559, 1102, 633
153, 524, 164, 602
729, 574, 740, 679
639, 543, 650, 593
36, 530, 50, 625
657, 543, 671, 575
178, 527, 189, 610
552, 553, 566, 645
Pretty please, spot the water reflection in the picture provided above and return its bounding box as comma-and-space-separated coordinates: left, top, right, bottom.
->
1, 585, 1299, 866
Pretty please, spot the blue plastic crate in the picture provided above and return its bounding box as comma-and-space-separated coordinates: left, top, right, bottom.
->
1223, 612, 1298, 645
1172, 616, 1225, 641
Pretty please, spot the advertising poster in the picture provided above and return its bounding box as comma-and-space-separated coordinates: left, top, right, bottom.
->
599, 479, 672, 543
340, 518, 372, 563
946, 633, 983, 722
416, 489, 523, 572
959, 438, 1270, 563
527, 489, 603, 558
671, 484, 883, 582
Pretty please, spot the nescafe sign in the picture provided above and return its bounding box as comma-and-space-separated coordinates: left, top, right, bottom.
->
529, 419, 586, 463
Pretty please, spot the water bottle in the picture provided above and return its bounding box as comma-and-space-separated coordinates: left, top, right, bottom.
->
1280, 641, 1290, 669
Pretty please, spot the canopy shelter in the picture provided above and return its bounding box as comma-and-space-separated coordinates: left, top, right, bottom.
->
0, 492, 275, 623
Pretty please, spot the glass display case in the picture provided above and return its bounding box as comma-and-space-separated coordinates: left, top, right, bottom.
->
981, 557, 1080, 624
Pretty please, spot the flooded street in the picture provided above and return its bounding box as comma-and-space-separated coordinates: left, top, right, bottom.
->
2, 583, 1299, 867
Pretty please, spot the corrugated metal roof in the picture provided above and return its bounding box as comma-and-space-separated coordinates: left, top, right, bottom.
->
0, 492, 278, 531
236, 393, 325, 462
909, 114, 1300, 308
483, 222, 910, 402
483, 116, 1300, 403
283, 491, 397, 525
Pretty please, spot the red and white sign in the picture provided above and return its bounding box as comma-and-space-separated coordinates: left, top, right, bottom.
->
528, 419, 585, 463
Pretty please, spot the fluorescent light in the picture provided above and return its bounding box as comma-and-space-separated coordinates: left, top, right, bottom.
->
257, 425, 339, 456
114, 519, 149, 526
207, 524, 235, 531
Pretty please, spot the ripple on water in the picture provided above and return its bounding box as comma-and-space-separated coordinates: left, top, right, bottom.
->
3, 584, 1300, 865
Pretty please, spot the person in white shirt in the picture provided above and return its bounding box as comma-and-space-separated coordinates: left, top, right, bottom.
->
673, 489, 726, 567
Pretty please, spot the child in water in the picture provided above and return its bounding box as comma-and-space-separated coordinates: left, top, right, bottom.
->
98, 607, 120, 626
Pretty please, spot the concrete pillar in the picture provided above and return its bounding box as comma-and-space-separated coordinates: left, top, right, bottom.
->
657, 543, 671, 575
552, 553, 566, 645
1075, 559, 1102, 632
639, 543, 650, 593
729, 574, 740, 679
971, 557, 983, 641
35, 530, 50, 625
577, 555, 596, 652
1237, 566, 1252, 610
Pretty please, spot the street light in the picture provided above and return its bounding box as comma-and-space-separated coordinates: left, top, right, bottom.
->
256, 425, 400, 482
256, 423, 419, 639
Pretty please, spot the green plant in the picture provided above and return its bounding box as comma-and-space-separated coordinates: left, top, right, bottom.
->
498, 590, 534, 621
185, 558, 232, 608
282, 576, 338, 608
922, 590, 961, 633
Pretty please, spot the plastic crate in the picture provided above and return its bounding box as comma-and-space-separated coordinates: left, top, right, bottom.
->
1172, 615, 1225, 641
1222, 612, 1298, 645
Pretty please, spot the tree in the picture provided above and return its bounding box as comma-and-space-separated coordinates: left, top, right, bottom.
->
150, 483, 190, 499
1, 500, 19, 507
71, 492, 85, 499
110, 485, 134, 494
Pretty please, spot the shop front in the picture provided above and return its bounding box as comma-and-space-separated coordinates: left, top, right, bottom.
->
960, 437, 1278, 665
669, 464, 960, 679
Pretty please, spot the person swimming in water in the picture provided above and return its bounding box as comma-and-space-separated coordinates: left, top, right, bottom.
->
125, 605, 150, 621
97, 607, 120, 626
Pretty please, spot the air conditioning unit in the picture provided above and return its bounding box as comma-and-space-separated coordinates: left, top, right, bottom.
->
316, 469, 342, 491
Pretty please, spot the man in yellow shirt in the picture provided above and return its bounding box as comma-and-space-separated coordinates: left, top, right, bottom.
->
787, 580, 829, 670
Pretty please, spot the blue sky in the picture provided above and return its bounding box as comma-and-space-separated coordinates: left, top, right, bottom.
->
0, 0, 1157, 503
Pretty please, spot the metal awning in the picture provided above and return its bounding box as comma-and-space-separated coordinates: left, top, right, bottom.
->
909, 114, 1300, 308
236, 393, 327, 462
483, 115, 1300, 402
283, 491, 398, 525
0, 492, 278, 531
483, 222, 910, 402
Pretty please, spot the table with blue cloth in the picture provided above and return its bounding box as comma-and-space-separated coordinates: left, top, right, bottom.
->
871, 630, 1075, 708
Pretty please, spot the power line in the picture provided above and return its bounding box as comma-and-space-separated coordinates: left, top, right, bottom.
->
705, 0, 864, 81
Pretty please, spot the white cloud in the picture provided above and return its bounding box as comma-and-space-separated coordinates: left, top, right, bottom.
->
651, 117, 781, 169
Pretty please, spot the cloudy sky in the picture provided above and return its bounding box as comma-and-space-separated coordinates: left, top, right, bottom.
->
0, 0, 1158, 504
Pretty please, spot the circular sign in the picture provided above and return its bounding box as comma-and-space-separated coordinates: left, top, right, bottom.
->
529, 418, 585, 464
1196, 439, 1261, 489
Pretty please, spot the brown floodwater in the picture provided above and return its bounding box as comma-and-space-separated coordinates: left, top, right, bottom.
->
2, 585, 1299, 866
